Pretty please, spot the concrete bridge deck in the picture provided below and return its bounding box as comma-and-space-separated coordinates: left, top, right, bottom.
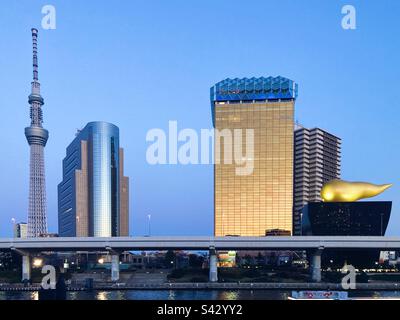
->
1, 236, 400, 251
1, 236, 399, 283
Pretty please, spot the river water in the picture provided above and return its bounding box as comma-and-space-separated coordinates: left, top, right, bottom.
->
1, 290, 400, 300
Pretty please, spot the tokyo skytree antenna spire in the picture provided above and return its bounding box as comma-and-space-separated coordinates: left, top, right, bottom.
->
25, 28, 49, 237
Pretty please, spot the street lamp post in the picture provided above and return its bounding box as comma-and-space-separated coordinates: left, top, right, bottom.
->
148, 214, 151, 237
300, 213, 303, 236
11, 218, 16, 238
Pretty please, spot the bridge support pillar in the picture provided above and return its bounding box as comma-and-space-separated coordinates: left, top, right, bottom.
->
209, 248, 218, 282
309, 248, 323, 283
22, 255, 31, 282
111, 254, 120, 282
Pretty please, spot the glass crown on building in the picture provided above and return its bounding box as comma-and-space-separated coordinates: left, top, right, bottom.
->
210, 76, 298, 103
210, 76, 298, 126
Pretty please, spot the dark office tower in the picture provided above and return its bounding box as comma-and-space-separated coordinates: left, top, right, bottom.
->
211, 77, 298, 236
58, 122, 129, 237
302, 201, 392, 267
293, 126, 341, 235
25, 28, 49, 237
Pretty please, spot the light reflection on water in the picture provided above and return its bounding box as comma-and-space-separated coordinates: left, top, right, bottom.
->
168, 290, 176, 300
1, 290, 400, 300
219, 291, 239, 300
97, 291, 108, 301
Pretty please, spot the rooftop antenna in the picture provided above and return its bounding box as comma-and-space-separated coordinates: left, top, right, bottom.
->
32, 28, 39, 81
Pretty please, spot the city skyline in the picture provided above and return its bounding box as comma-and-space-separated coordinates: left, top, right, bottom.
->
0, 0, 398, 237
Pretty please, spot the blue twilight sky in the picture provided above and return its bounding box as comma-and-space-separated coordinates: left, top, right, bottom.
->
0, 0, 399, 237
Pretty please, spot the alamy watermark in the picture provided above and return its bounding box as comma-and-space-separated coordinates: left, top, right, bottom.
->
341, 5, 356, 30
41, 265, 56, 289
41, 5, 56, 30
341, 264, 357, 290
39, 4, 357, 32
146, 121, 255, 176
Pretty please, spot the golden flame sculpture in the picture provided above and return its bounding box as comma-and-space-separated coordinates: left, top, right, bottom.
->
321, 179, 392, 202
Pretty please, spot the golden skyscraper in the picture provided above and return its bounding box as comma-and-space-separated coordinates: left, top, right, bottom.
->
211, 77, 297, 236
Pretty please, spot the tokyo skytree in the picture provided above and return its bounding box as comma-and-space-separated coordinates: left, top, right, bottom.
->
25, 28, 48, 237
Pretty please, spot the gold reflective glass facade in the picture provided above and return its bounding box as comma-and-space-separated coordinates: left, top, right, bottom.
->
214, 101, 294, 236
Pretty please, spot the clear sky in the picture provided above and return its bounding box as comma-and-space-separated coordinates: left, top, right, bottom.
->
0, 0, 399, 237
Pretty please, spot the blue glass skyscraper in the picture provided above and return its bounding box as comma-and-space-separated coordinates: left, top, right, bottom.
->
58, 122, 129, 237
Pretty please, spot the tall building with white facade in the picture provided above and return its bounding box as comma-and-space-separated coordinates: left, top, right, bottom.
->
293, 126, 341, 235
14, 223, 28, 238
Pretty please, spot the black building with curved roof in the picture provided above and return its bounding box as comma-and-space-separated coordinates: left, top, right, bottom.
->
302, 201, 392, 267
